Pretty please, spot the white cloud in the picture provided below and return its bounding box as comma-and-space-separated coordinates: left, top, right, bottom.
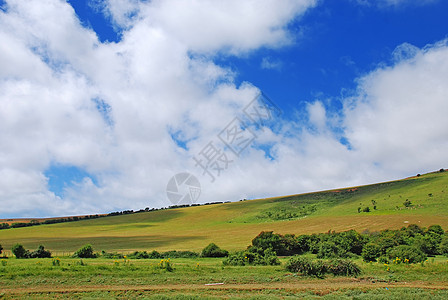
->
1, 0, 447, 218
344, 40, 448, 175
260, 57, 283, 71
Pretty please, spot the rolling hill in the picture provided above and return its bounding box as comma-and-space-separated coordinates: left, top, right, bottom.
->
1, 170, 447, 254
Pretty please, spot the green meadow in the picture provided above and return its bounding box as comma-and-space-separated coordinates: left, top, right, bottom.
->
1, 170, 448, 254
1, 256, 448, 299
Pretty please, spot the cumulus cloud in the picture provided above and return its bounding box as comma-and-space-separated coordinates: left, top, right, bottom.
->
0, 0, 447, 218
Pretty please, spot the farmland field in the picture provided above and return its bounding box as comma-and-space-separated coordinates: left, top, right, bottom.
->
1, 171, 447, 254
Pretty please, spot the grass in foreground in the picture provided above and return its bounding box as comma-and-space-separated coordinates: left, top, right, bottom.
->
0, 256, 448, 299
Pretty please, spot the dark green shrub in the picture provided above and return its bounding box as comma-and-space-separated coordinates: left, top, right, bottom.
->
73, 244, 97, 258
251, 231, 284, 254
361, 243, 381, 262
223, 248, 279, 266
326, 259, 361, 276
362, 207, 370, 212
101, 250, 124, 259
403, 199, 412, 207
427, 225, 444, 236
294, 235, 311, 254
414, 233, 439, 256
12, 244, 29, 258
0, 244, 2, 255
336, 230, 367, 255
378, 256, 390, 264
317, 241, 348, 258
285, 256, 326, 278
201, 243, 228, 257
439, 235, 448, 256
161, 250, 199, 258
387, 245, 427, 263
148, 250, 162, 259
29, 245, 52, 258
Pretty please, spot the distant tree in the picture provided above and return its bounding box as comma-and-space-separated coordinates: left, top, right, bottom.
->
357, 207, 361, 213
12, 244, 29, 259
73, 244, 96, 258
362, 207, 370, 213
440, 168, 445, 172
201, 243, 228, 257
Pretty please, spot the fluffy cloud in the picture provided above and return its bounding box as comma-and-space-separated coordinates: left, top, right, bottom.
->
0, 0, 447, 218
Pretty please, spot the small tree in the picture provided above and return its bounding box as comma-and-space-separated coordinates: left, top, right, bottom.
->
201, 243, 229, 257
403, 199, 412, 207
362, 207, 370, 213
73, 244, 96, 258
12, 244, 29, 259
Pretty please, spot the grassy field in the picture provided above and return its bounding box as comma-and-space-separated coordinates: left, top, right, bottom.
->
1, 170, 448, 254
1, 255, 448, 299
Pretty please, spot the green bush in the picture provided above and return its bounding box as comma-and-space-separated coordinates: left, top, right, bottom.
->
361, 243, 381, 262
251, 231, 284, 254
317, 241, 348, 258
29, 245, 52, 258
427, 225, 444, 236
387, 245, 427, 263
439, 235, 448, 256
201, 243, 229, 257
285, 256, 326, 278
285, 256, 360, 277
223, 248, 280, 266
12, 244, 29, 259
161, 250, 199, 258
326, 259, 361, 276
101, 250, 124, 259
0, 244, 2, 255
414, 233, 440, 256
73, 244, 97, 258
148, 250, 162, 259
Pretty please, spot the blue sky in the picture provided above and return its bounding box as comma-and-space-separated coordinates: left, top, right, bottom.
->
1, 0, 448, 218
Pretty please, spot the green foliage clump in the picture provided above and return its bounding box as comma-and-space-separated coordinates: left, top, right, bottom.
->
439, 235, 448, 256
101, 250, 124, 259
29, 245, 52, 258
285, 256, 326, 277
317, 241, 348, 259
73, 244, 97, 258
201, 243, 228, 257
326, 259, 361, 276
361, 243, 381, 262
157, 258, 173, 272
161, 250, 199, 258
285, 256, 360, 277
0, 244, 2, 255
12, 244, 29, 259
223, 247, 280, 266
387, 245, 427, 263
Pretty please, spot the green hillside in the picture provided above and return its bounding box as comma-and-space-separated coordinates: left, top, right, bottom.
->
1, 170, 447, 254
